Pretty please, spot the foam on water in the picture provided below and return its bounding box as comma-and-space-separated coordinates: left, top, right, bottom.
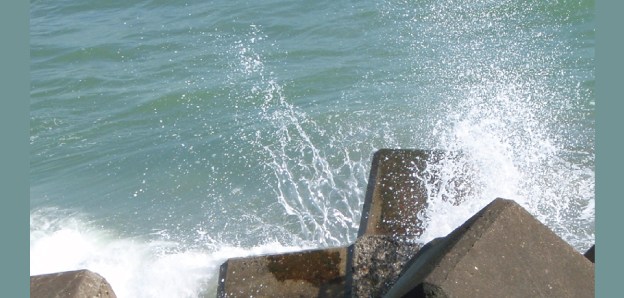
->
30, 1, 593, 297
30, 208, 308, 298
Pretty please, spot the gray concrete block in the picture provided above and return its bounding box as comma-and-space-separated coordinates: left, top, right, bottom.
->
384, 198, 595, 298
217, 150, 443, 298
218, 247, 348, 298
347, 235, 422, 298
30, 269, 117, 298
358, 150, 445, 237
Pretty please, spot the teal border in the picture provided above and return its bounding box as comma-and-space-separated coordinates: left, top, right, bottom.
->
1, 0, 29, 296
596, 0, 620, 296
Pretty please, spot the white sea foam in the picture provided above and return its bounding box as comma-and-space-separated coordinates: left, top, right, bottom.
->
30, 208, 308, 298
30, 1, 594, 297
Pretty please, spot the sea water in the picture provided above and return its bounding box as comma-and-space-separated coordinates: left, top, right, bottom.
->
30, 0, 595, 297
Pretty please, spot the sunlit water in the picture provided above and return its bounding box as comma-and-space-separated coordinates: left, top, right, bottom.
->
30, 0, 594, 297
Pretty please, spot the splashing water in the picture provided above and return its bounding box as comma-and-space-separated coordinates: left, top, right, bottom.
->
416, 81, 594, 251
231, 25, 368, 247
30, 1, 593, 297
30, 207, 309, 297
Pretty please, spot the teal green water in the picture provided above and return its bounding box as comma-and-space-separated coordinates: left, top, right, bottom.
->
31, 0, 594, 297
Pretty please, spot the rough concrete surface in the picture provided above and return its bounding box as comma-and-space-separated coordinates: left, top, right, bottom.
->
30, 269, 117, 298
348, 235, 422, 298
359, 149, 445, 237
31, 149, 596, 298
384, 198, 595, 298
218, 247, 348, 298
